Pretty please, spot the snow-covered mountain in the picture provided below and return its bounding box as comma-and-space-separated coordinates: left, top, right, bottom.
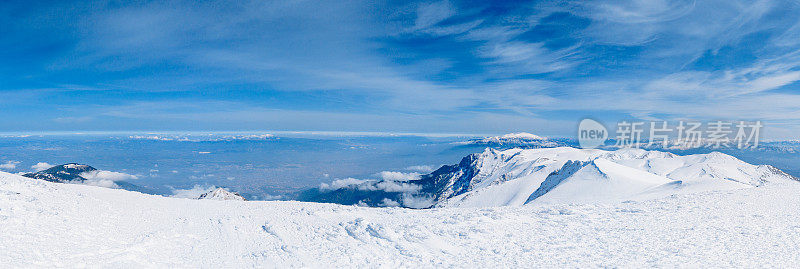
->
3, 163, 800, 267
22, 163, 95, 183
198, 187, 247, 201
476, 132, 547, 142
304, 147, 797, 208
598, 139, 800, 153
457, 132, 568, 148
21, 163, 153, 194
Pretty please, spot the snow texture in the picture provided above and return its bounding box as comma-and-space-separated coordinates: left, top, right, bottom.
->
2, 170, 800, 267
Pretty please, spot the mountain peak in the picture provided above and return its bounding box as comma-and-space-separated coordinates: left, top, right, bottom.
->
498, 132, 546, 140
198, 188, 247, 201
22, 163, 97, 183
459, 133, 564, 149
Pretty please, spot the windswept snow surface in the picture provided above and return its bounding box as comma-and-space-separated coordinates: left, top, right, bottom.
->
2, 171, 800, 267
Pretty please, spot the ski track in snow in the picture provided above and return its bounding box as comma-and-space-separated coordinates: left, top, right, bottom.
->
1, 172, 800, 267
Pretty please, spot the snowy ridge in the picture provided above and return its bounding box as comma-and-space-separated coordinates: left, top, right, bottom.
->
438, 147, 796, 207
527, 159, 677, 204
525, 160, 585, 203
601, 139, 800, 153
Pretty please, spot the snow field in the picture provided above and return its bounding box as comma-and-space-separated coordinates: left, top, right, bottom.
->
2, 172, 800, 267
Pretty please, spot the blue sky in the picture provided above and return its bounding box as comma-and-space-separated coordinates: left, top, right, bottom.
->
2, 0, 800, 138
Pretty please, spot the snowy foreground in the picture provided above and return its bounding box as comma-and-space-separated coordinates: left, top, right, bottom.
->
2, 171, 800, 267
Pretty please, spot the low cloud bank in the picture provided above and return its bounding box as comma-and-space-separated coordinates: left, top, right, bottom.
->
170, 185, 218, 199
320, 177, 422, 193
318, 169, 436, 208
78, 170, 139, 189
80, 170, 138, 181
0, 160, 20, 171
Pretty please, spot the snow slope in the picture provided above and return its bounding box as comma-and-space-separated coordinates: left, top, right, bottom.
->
528, 159, 676, 204
2, 171, 800, 267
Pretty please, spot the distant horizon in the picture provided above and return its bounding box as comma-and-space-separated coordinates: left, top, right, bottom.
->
0, 130, 497, 138
1, 129, 799, 141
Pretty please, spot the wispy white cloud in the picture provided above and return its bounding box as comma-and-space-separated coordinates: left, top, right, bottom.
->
374, 181, 422, 193
4, 0, 800, 136
320, 178, 368, 191
79, 170, 138, 181
413, 0, 455, 30
400, 193, 435, 209
31, 162, 53, 172
405, 165, 435, 173
378, 198, 401, 207
0, 161, 20, 171
77, 170, 138, 188
320, 177, 422, 193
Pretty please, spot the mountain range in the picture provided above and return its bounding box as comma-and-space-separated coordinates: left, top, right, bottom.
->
17, 148, 798, 208
300, 147, 798, 208
456, 132, 569, 148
